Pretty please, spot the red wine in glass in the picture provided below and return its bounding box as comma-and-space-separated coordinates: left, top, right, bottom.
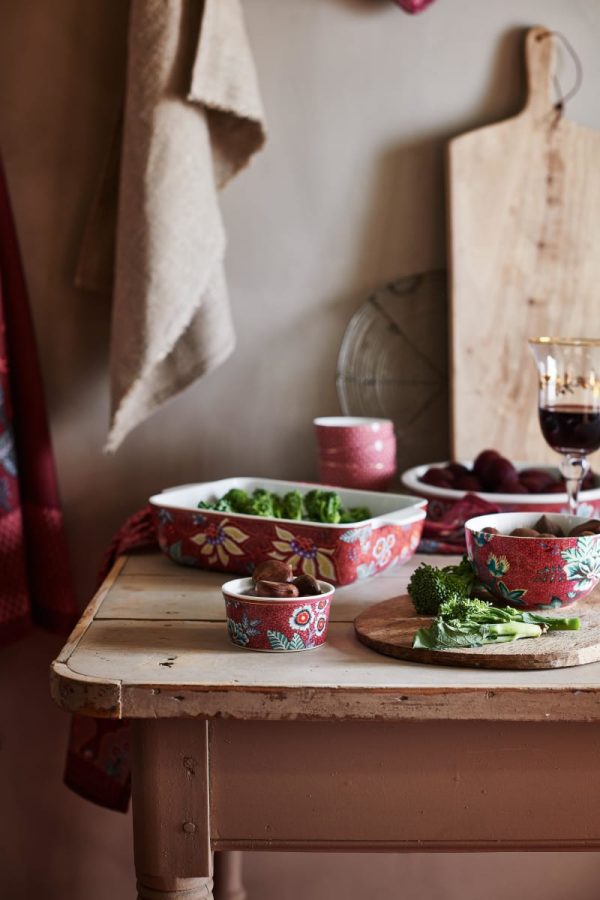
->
539, 405, 600, 455
530, 337, 600, 515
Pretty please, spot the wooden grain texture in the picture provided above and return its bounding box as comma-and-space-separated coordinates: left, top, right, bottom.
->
209, 718, 600, 851
51, 553, 600, 722
132, 720, 212, 898
354, 594, 600, 669
449, 26, 600, 464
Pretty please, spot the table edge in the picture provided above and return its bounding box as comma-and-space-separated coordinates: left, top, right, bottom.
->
50, 555, 600, 723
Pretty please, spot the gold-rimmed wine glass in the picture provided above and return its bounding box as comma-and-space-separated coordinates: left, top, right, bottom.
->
529, 337, 600, 515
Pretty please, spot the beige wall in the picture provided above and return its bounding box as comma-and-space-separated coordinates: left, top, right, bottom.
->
2, 0, 600, 897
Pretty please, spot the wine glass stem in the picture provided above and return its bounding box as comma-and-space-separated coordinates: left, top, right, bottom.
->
559, 454, 590, 516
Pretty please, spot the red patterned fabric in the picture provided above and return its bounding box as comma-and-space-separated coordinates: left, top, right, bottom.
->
64, 505, 157, 812
418, 493, 501, 554
0, 158, 77, 644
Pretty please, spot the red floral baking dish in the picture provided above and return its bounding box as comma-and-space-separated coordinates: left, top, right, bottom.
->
150, 477, 427, 585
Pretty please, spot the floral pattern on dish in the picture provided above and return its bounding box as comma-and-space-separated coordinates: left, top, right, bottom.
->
191, 518, 249, 567
561, 537, 600, 593
271, 526, 336, 581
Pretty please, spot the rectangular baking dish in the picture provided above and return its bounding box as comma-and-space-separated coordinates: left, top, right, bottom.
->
150, 477, 427, 585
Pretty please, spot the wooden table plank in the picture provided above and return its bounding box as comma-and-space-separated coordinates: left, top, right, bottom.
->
97, 568, 418, 623
99, 552, 448, 623
51, 552, 600, 723
209, 719, 600, 851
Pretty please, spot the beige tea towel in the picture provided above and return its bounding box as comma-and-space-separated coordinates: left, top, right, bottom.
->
77, 0, 266, 450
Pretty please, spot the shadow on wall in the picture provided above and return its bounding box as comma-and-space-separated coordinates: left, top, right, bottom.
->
326, 26, 528, 465
12, 0, 129, 418
354, 25, 527, 282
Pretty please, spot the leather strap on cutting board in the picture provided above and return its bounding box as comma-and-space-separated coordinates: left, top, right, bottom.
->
448, 26, 600, 465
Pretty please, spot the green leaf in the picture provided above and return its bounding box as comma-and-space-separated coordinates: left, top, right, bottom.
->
267, 630, 291, 651
413, 620, 485, 650
289, 634, 306, 651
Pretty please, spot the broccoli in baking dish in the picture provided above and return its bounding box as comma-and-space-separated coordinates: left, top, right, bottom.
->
198, 487, 372, 525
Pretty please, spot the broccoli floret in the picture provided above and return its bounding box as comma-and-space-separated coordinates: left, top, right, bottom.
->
340, 506, 371, 523
304, 489, 342, 523
222, 489, 252, 514
407, 557, 477, 616
247, 489, 278, 518
282, 490, 304, 520
198, 486, 373, 525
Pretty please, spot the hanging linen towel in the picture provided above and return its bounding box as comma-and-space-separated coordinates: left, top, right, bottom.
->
77, 0, 266, 450
0, 158, 77, 643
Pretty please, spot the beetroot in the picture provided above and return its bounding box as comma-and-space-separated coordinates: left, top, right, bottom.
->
482, 457, 518, 490
418, 451, 596, 497
473, 449, 501, 481
445, 462, 470, 478
497, 479, 527, 494
420, 467, 455, 488
454, 474, 483, 491
519, 469, 557, 493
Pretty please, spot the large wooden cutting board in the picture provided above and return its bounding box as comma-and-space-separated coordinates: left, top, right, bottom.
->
354, 594, 600, 669
449, 26, 600, 465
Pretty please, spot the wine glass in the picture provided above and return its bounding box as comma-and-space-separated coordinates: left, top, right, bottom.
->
529, 337, 600, 515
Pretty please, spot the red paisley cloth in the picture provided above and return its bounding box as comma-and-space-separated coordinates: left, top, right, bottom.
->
417, 493, 501, 554
64, 505, 156, 811
0, 159, 77, 643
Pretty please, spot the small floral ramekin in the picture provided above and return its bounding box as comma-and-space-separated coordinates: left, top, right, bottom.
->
222, 577, 335, 651
465, 512, 600, 608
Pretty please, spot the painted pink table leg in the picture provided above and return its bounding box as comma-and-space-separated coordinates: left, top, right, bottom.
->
214, 852, 246, 900
132, 720, 213, 900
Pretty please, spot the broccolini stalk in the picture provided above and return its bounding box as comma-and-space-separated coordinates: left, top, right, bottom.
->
413, 591, 581, 651
439, 595, 580, 632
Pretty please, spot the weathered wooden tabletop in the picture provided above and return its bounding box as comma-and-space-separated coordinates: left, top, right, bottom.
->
51, 552, 600, 723
50, 553, 600, 898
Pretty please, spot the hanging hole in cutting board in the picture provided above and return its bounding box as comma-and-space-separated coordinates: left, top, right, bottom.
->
336, 270, 449, 475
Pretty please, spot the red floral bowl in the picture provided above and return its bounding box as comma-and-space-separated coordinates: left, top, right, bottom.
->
314, 416, 395, 450
222, 577, 335, 652
465, 512, 600, 609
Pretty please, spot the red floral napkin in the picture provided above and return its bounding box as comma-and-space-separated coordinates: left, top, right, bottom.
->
64, 505, 156, 811
417, 493, 501, 554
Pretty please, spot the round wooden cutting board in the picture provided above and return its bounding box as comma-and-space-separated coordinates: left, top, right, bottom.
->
354, 595, 600, 670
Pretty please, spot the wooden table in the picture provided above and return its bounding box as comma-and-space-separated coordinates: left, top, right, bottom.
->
51, 553, 600, 899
